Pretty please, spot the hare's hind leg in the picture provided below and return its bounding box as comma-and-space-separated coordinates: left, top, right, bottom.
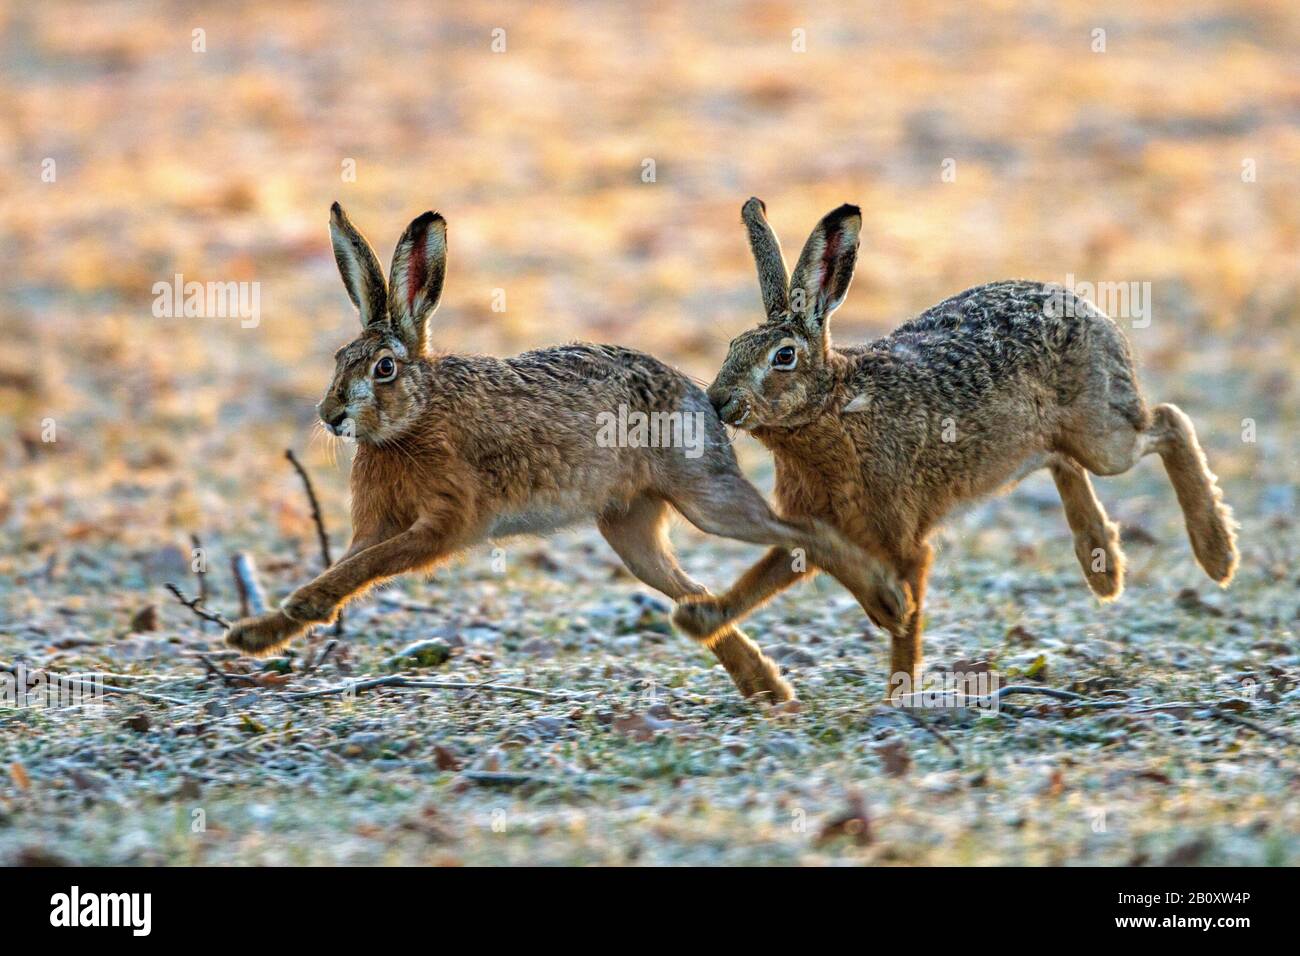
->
664, 471, 911, 635
598, 495, 793, 702
1144, 404, 1238, 584
1049, 455, 1124, 600
1064, 402, 1237, 585
888, 544, 932, 702
673, 546, 810, 644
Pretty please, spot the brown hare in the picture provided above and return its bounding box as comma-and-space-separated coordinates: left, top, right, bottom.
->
224, 203, 912, 702
674, 197, 1238, 699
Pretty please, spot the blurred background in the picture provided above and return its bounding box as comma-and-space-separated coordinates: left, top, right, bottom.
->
1, 0, 1296, 557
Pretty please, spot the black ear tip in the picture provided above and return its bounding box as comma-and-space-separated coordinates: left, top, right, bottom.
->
743, 196, 767, 215
823, 203, 861, 231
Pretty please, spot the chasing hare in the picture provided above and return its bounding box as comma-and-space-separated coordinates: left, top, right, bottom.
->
674, 197, 1238, 699
224, 203, 911, 702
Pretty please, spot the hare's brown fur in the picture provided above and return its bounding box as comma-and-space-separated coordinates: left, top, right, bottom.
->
225, 204, 913, 702
676, 198, 1238, 698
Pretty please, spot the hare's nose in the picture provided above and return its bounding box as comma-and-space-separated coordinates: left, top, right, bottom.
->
319, 406, 348, 429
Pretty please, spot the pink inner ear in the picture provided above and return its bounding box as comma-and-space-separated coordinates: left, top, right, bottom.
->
819, 230, 842, 301
405, 219, 428, 312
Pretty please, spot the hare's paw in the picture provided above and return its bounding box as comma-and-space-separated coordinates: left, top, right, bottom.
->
225, 611, 307, 657
672, 596, 731, 641
732, 651, 796, 703
282, 587, 336, 625
867, 572, 914, 636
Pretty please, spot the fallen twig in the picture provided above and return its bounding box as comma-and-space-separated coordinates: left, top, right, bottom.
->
972, 685, 1126, 710
300, 638, 339, 677
190, 533, 209, 632
188, 731, 286, 767
2, 661, 188, 707
230, 551, 268, 616
165, 582, 231, 629
90, 680, 188, 706
979, 686, 1297, 747
1213, 708, 1300, 747
457, 770, 642, 789
195, 653, 258, 687
284, 674, 569, 701
285, 448, 334, 566
286, 448, 342, 637
878, 705, 961, 756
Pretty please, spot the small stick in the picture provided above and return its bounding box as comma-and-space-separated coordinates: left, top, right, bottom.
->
165, 582, 231, 629
879, 705, 961, 756
23, 669, 188, 706
457, 770, 642, 789
978, 685, 1124, 710
1213, 709, 1299, 746
188, 731, 284, 767
195, 653, 258, 687
284, 674, 569, 702
286, 448, 342, 636
190, 533, 209, 632
299, 639, 339, 677
230, 552, 268, 616
89, 681, 188, 706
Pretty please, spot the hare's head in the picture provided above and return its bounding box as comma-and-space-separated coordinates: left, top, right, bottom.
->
317, 203, 447, 444
706, 198, 861, 430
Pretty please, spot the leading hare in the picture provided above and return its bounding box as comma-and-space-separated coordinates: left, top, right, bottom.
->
675, 198, 1238, 698
224, 204, 911, 702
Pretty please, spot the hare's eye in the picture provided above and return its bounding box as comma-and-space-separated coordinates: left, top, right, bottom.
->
772, 345, 798, 370
373, 356, 396, 380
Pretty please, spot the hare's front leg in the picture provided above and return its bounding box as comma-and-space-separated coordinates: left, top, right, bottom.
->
226, 521, 464, 656
283, 521, 462, 623
598, 495, 793, 702
673, 546, 808, 642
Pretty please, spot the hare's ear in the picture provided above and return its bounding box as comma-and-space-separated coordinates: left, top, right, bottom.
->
741, 197, 790, 319
329, 202, 388, 330
387, 211, 447, 355
789, 203, 861, 341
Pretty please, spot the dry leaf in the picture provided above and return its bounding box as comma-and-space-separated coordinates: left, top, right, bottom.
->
612, 711, 700, 742
123, 713, 151, 732
817, 790, 872, 846
251, 672, 292, 687
876, 740, 912, 777
433, 745, 462, 771
129, 604, 159, 633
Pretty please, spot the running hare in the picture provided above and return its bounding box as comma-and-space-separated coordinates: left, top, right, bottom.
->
224, 203, 911, 701
675, 198, 1238, 699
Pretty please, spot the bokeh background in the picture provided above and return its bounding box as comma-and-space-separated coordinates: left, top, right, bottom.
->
0, 1, 1297, 865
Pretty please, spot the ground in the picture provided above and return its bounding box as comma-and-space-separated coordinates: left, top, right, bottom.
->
0, 0, 1297, 865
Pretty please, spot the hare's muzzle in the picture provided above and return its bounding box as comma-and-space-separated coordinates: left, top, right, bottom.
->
710, 391, 749, 427
318, 403, 350, 435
